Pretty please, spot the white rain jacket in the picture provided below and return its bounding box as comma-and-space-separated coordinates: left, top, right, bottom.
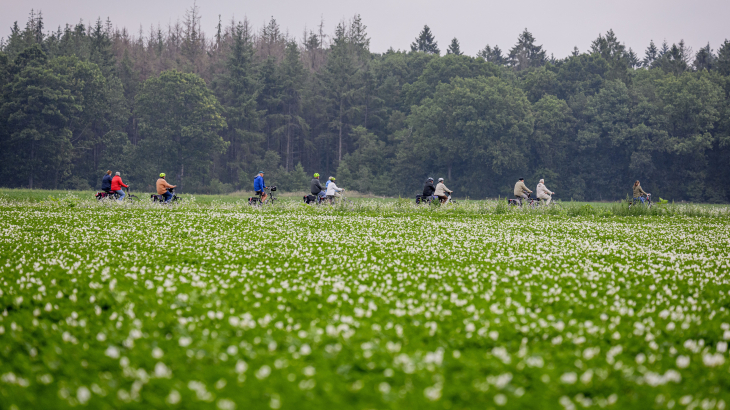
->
326, 181, 343, 196
536, 183, 553, 199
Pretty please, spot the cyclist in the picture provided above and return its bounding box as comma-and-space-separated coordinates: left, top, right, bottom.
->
514, 178, 532, 207
325, 176, 344, 203
422, 177, 436, 200
157, 173, 177, 203
101, 170, 113, 193
254, 171, 268, 202
311, 173, 326, 201
633, 180, 649, 204
111, 171, 128, 201
536, 179, 555, 205
434, 178, 452, 204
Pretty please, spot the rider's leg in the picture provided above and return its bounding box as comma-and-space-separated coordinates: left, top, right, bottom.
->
163, 191, 173, 203
544, 196, 552, 206
115, 189, 126, 201
517, 194, 527, 207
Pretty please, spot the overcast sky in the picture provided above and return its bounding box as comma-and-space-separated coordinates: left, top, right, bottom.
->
2, 0, 729, 58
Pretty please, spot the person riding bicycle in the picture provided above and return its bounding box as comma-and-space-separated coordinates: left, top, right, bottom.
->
311, 173, 326, 200
422, 177, 436, 199
433, 178, 452, 204
325, 177, 344, 202
101, 170, 113, 193
633, 180, 649, 204
254, 171, 268, 202
536, 179, 555, 205
514, 178, 532, 207
111, 172, 128, 201
157, 173, 177, 203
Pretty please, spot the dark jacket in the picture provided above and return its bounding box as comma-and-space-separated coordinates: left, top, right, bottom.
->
422, 181, 435, 197
101, 174, 112, 191
311, 178, 324, 195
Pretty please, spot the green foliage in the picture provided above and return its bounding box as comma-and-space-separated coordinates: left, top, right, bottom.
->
134, 70, 228, 191
0, 11, 729, 203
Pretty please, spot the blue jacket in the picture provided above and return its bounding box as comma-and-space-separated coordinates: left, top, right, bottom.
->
101, 174, 112, 191
254, 175, 265, 192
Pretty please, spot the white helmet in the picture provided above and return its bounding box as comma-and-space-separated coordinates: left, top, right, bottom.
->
438, 178, 444, 182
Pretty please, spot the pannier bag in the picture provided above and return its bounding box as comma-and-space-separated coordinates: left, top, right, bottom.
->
415, 194, 423, 204
304, 195, 317, 204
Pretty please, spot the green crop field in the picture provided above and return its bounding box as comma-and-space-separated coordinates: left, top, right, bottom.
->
1, 193, 730, 410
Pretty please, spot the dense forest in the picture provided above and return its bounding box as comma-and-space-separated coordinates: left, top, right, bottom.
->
1, 8, 729, 201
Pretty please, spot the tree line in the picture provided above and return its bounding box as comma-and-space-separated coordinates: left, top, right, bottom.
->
1, 8, 729, 202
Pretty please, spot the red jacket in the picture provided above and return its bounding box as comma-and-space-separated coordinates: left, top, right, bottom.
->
111, 175, 128, 191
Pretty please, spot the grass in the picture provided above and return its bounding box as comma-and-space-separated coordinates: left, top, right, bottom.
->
0, 191, 729, 409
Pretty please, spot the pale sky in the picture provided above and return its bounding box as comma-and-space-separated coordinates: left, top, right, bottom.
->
2, 0, 729, 58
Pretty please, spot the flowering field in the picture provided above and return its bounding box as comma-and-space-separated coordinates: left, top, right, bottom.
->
1, 199, 730, 410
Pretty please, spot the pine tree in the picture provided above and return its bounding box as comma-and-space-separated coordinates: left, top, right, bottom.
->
446, 38, 462, 55
693, 43, 715, 71
571, 46, 580, 57
717, 40, 730, 76
275, 41, 307, 172
508, 29, 546, 70
477, 44, 506, 65
320, 22, 359, 163
410, 25, 440, 55
627, 48, 640, 69
212, 21, 262, 185
643, 40, 658, 68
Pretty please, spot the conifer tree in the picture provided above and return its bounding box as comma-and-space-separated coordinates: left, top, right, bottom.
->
643, 40, 658, 68
446, 38, 462, 55
508, 29, 546, 70
477, 44, 506, 65
410, 25, 440, 55
717, 40, 730, 76
694, 43, 715, 71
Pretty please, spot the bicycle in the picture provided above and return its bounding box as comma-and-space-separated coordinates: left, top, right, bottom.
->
508, 193, 538, 208
249, 186, 277, 206
629, 193, 652, 209
96, 186, 138, 203
151, 187, 182, 203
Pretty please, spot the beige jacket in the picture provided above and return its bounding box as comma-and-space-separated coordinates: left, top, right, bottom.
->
434, 182, 452, 197
514, 181, 532, 196
156, 178, 174, 195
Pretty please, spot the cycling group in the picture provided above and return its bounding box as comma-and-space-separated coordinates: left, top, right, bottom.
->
418, 177, 454, 204
510, 177, 652, 208
308, 173, 346, 204
510, 178, 556, 208
97, 171, 131, 201
96, 171, 178, 203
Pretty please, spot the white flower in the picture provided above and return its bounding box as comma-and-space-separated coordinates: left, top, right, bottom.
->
676, 355, 690, 368
154, 362, 172, 378
179, 337, 192, 347
105, 346, 120, 359
77, 386, 91, 404
255, 365, 271, 379
560, 372, 577, 384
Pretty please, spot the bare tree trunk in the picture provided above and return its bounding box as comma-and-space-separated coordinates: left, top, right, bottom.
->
448, 164, 452, 180
338, 98, 343, 163
286, 106, 291, 172
29, 141, 35, 189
